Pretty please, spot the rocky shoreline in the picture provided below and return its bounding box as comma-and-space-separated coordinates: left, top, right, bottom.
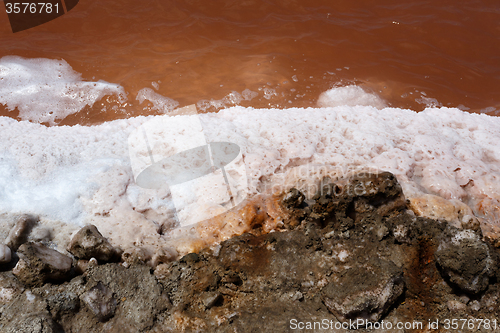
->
1, 172, 499, 332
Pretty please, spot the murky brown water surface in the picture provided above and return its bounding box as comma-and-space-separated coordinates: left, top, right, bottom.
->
1, 0, 499, 125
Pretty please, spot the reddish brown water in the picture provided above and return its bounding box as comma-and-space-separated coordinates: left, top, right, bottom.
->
1, 0, 499, 125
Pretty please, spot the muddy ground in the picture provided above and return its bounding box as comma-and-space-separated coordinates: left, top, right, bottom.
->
1, 172, 500, 332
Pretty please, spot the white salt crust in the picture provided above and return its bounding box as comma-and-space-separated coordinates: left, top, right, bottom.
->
1, 103, 500, 256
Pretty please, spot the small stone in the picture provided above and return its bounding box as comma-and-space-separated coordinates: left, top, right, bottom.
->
13, 242, 73, 287
89, 257, 98, 267
0, 243, 12, 264
447, 300, 467, 312
201, 291, 222, 309
68, 225, 119, 262
376, 224, 389, 241
81, 282, 117, 322
5, 214, 38, 251
470, 300, 481, 311
153, 263, 170, 280
393, 224, 409, 243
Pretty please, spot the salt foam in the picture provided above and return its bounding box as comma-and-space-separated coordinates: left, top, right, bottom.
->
1, 95, 500, 256
0, 56, 126, 125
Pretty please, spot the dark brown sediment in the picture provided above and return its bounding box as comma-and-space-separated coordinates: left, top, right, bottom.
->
1, 172, 500, 332
1, 0, 499, 125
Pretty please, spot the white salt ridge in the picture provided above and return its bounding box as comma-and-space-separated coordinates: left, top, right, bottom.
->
0, 56, 127, 125
1, 88, 500, 256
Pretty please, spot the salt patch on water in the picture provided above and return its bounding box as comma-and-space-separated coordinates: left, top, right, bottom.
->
0, 56, 126, 125
136, 88, 179, 113
317, 85, 387, 109
1, 94, 500, 256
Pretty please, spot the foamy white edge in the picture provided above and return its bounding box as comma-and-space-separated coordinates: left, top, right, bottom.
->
0, 56, 126, 125
1, 104, 500, 255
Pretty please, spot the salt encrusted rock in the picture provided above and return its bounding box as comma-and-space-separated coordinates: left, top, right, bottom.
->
81, 282, 117, 322
13, 242, 73, 287
322, 259, 405, 324
435, 227, 495, 294
4, 214, 38, 251
393, 224, 410, 243
68, 225, 119, 262
0, 244, 12, 264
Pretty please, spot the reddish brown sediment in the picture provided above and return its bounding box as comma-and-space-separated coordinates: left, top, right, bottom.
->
1, 0, 499, 126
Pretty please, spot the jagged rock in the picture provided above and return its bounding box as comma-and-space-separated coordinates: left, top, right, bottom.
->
322, 259, 405, 323
435, 227, 495, 294
81, 282, 117, 322
282, 188, 305, 209
13, 242, 72, 287
4, 214, 38, 251
0, 244, 12, 264
68, 225, 119, 262
201, 291, 223, 309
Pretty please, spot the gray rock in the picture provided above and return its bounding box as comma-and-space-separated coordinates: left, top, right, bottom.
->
5, 214, 38, 251
0, 290, 58, 333
81, 282, 117, 322
66, 264, 171, 332
47, 291, 80, 321
13, 242, 72, 287
2, 315, 59, 333
201, 291, 223, 309
435, 227, 494, 294
68, 225, 119, 262
322, 259, 405, 323
0, 244, 12, 264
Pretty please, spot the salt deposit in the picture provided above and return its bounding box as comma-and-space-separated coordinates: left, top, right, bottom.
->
0, 56, 126, 125
1, 78, 500, 256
